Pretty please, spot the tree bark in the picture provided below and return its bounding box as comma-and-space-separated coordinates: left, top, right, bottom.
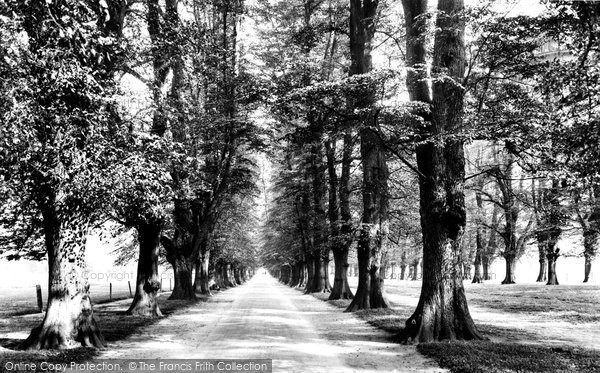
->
22, 207, 105, 350
298, 261, 306, 287
584, 254, 592, 283
400, 0, 482, 342
304, 254, 315, 292
330, 250, 353, 299
501, 254, 517, 284
546, 248, 560, 285
202, 251, 215, 291
346, 0, 389, 312
168, 254, 196, 300
233, 265, 242, 285
127, 219, 164, 317
583, 229, 598, 283
307, 255, 330, 292
472, 252, 483, 284
536, 247, 548, 282
472, 189, 484, 284
325, 138, 354, 299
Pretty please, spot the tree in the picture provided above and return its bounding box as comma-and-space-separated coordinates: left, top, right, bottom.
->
400, 0, 483, 342
0, 0, 124, 349
574, 185, 600, 283
345, 0, 390, 312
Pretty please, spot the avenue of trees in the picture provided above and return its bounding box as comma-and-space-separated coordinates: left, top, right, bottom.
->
0, 0, 598, 350
259, 0, 599, 344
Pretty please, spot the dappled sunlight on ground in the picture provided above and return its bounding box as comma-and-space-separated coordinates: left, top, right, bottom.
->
346, 277, 600, 351
96, 273, 445, 373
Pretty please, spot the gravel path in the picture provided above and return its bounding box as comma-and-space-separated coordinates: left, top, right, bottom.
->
97, 273, 445, 373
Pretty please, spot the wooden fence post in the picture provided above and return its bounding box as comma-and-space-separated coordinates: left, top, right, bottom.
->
36, 285, 43, 313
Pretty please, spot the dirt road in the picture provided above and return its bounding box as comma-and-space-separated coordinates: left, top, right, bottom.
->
99, 273, 444, 373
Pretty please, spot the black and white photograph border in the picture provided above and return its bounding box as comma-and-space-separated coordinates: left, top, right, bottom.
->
0, 0, 599, 372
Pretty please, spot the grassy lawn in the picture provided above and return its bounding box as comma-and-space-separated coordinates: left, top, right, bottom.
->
0, 294, 204, 372
309, 279, 600, 373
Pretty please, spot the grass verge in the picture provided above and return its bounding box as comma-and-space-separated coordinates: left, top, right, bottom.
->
303, 287, 600, 373
0, 295, 206, 372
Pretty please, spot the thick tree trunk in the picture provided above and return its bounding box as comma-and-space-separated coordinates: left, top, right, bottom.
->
193, 259, 201, 292
127, 220, 163, 317
289, 263, 299, 287
304, 254, 316, 292
297, 261, 306, 287
346, 240, 371, 311
399, 0, 482, 343
198, 250, 212, 295
233, 266, 242, 285
223, 262, 236, 288
411, 259, 420, 281
345, 0, 389, 312
536, 249, 548, 282
482, 256, 491, 280
546, 248, 560, 285
22, 209, 105, 350
329, 249, 353, 300
501, 255, 517, 284
307, 255, 330, 293
168, 254, 196, 300
214, 263, 225, 289
400, 264, 406, 280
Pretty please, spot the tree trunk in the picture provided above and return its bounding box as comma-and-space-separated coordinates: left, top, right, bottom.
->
346, 238, 371, 311
289, 263, 299, 287
411, 259, 420, 281
223, 262, 236, 288
400, 264, 406, 280
472, 190, 484, 284
472, 251, 483, 284
193, 259, 201, 292
197, 250, 212, 295
536, 249, 548, 282
329, 249, 353, 300
399, 0, 482, 343
304, 254, 316, 292
233, 266, 242, 285
307, 255, 330, 293
22, 209, 105, 350
323, 256, 332, 290
501, 255, 517, 284
168, 254, 196, 300
583, 228, 598, 283
463, 262, 472, 280
482, 256, 491, 280
546, 248, 560, 285
297, 261, 306, 287
584, 254, 592, 283
345, 0, 389, 312
127, 220, 163, 317
214, 262, 225, 289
